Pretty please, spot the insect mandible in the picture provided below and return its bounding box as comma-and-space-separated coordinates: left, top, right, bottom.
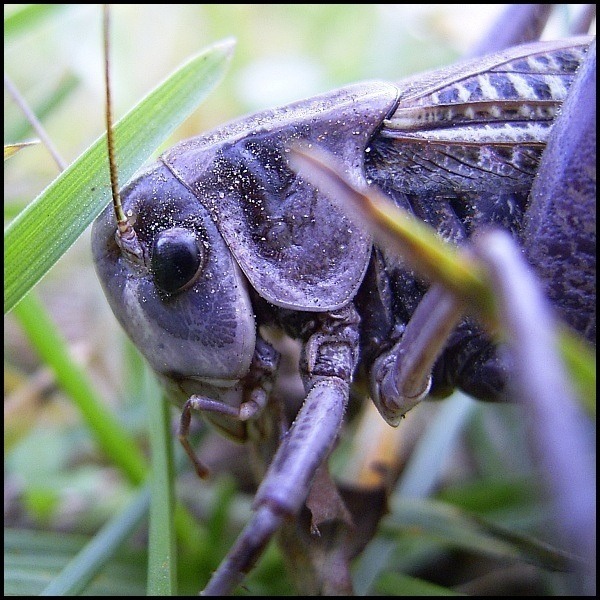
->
92, 18, 596, 595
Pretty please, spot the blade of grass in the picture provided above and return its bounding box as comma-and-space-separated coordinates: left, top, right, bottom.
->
352, 538, 397, 596
4, 72, 66, 170
146, 369, 177, 595
4, 141, 40, 160
3, 3, 67, 39
385, 497, 578, 572
559, 327, 596, 415
11, 291, 148, 485
4, 527, 146, 595
4, 38, 235, 314
39, 485, 150, 596
475, 230, 596, 586
395, 392, 476, 499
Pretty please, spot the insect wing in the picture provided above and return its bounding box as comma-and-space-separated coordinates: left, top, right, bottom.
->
377, 37, 593, 197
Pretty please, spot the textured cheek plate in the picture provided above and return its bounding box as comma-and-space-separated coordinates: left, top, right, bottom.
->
162, 82, 400, 311
125, 246, 256, 382
92, 163, 256, 382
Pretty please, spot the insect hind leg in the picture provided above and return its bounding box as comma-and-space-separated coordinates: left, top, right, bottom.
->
201, 305, 360, 594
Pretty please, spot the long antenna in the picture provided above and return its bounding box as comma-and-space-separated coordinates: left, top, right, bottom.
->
103, 4, 144, 260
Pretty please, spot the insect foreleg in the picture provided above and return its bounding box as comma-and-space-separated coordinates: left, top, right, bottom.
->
177, 335, 279, 477
182, 335, 279, 422
202, 305, 360, 595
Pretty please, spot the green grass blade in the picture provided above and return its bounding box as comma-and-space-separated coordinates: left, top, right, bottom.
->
11, 291, 204, 570
3, 4, 67, 38
4, 528, 146, 595
385, 498, 576, 572
11, 291, 148, 485
4, 141, 40, 160
396, 393, 476, 499
146, 370, 177, 595
288, 145, 495, 314
558, 328, 596, 415
40, 486, 150, 596
4, 38, 235, 315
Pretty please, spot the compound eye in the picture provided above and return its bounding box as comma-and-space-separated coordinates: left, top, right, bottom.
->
151, 227, 205, 296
